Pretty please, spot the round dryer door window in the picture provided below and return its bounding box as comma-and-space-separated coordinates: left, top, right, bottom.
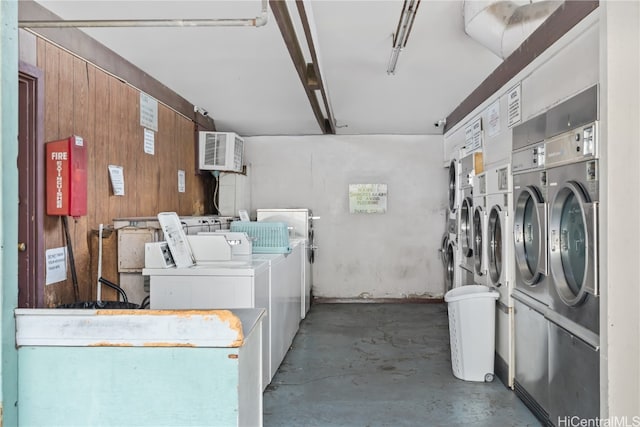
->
514, 186, 546, 286
559, 193, 586, 292
548, 182, 595, 306
488, 206, 503, 284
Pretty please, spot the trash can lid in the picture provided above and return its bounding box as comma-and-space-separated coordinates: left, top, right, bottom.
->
444, 285, 499, 303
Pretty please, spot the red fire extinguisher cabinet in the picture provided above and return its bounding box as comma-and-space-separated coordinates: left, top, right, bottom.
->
45, 136, 87, 217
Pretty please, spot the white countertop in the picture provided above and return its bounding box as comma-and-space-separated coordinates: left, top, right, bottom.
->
15, 307, 265, 348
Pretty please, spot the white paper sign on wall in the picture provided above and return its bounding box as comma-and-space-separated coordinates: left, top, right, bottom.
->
507, 83, 522, 128
108, 165, 125, 196
349, 184, 387, 214
45, 247, 67, 285
178, 170, 186, 193
463, 117, 483, 156
486, 100, 501, 137
143, 128, 155, 155
140, 92, 158, 132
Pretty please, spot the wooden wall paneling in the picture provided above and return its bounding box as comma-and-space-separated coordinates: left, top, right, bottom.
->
137, 110, 157, 217
167, 109, 180, 212
156, 105, 177, 213
56, 49, 79, 305
90, 67, 120, 295
57, 49, 74, 137
107, 76, 125, 223
34, 37, 210, 304
72, 56, 91, 301
42, 42, 62, 281
176, 114, 189, 215
42, 44, 66, 307
84, 63, 97, 228
120, 84, 137, 218
184, 118, 204, 215
43, 42, 58, 139
92, 67, 111, 226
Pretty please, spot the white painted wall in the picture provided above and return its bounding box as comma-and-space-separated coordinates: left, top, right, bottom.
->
600, 1, 640, 418
244, 135, 447, 299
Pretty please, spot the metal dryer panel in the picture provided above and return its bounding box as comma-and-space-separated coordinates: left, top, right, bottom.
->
545, 121, 598, 169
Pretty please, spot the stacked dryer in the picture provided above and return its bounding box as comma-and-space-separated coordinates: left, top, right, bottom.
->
511, 85, 600, 425
511, 113, 551, 422
544, 85, 600, 423
456, 151, 479, 287
443, 157, 459, 292
485, 164, 514, 388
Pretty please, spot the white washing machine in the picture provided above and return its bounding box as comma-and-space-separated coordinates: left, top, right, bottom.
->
256, 208, 316, 319
253, 242, 303, 383
472, 172, 489, 287
485, 163, 515, 388
143, 257, 273, 390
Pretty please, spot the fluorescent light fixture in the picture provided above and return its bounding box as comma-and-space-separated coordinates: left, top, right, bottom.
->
387, 0, 421, 75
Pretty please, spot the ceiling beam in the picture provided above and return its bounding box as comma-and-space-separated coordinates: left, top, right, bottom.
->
295, 0, 336, 134
269, 0, 335, 134
444, 1, 599, 133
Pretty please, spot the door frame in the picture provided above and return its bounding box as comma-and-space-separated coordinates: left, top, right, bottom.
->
18, 60, 45, 308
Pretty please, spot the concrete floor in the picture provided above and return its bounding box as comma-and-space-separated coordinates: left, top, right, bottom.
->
264, 303, 541, 427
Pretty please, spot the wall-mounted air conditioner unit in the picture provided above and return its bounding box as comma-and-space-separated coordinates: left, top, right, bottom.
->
198, 131, 244, 172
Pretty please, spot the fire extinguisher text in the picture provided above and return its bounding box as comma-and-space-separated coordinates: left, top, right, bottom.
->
56, 161, 63, 208
51, 152, 67, 209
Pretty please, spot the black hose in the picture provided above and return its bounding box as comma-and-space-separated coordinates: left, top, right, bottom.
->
98, 277, 128, 303
62, 216, 80, 302
140, 295, 150, 309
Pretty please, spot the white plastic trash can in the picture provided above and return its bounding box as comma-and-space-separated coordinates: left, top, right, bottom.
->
444, 285, 499, 382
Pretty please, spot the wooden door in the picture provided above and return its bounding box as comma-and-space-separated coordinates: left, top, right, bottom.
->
18, 62, 45, 308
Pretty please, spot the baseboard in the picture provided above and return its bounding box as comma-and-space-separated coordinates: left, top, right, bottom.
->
494, 352, 510, 389
313, 297, 445, 304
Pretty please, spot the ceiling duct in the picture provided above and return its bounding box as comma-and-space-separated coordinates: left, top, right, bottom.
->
464, 0, 563, 59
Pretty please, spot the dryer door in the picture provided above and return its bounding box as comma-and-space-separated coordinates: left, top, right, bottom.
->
448, 160, 457, 212
514, 185, 547, 286
473, 206, 485, 276
460, 197, 473, 258
440, 233, 449, 268
548, 181, 598, 306
488, 205, 504, 286
445, 241, 455, 292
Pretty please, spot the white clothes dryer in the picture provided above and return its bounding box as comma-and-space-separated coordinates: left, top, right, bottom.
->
511, 113, 551, 423
485, 163, 514, 388
544, 120, 600, 424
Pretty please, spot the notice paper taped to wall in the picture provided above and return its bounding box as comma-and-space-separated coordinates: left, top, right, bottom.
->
108, 165, 125, 196
46, 247, 67, 285
349, 184, 387, 214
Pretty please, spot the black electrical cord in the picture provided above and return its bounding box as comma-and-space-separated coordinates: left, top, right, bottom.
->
62, 216, 81, 302
140, 296, 150, 309
98, 277, 129, 303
